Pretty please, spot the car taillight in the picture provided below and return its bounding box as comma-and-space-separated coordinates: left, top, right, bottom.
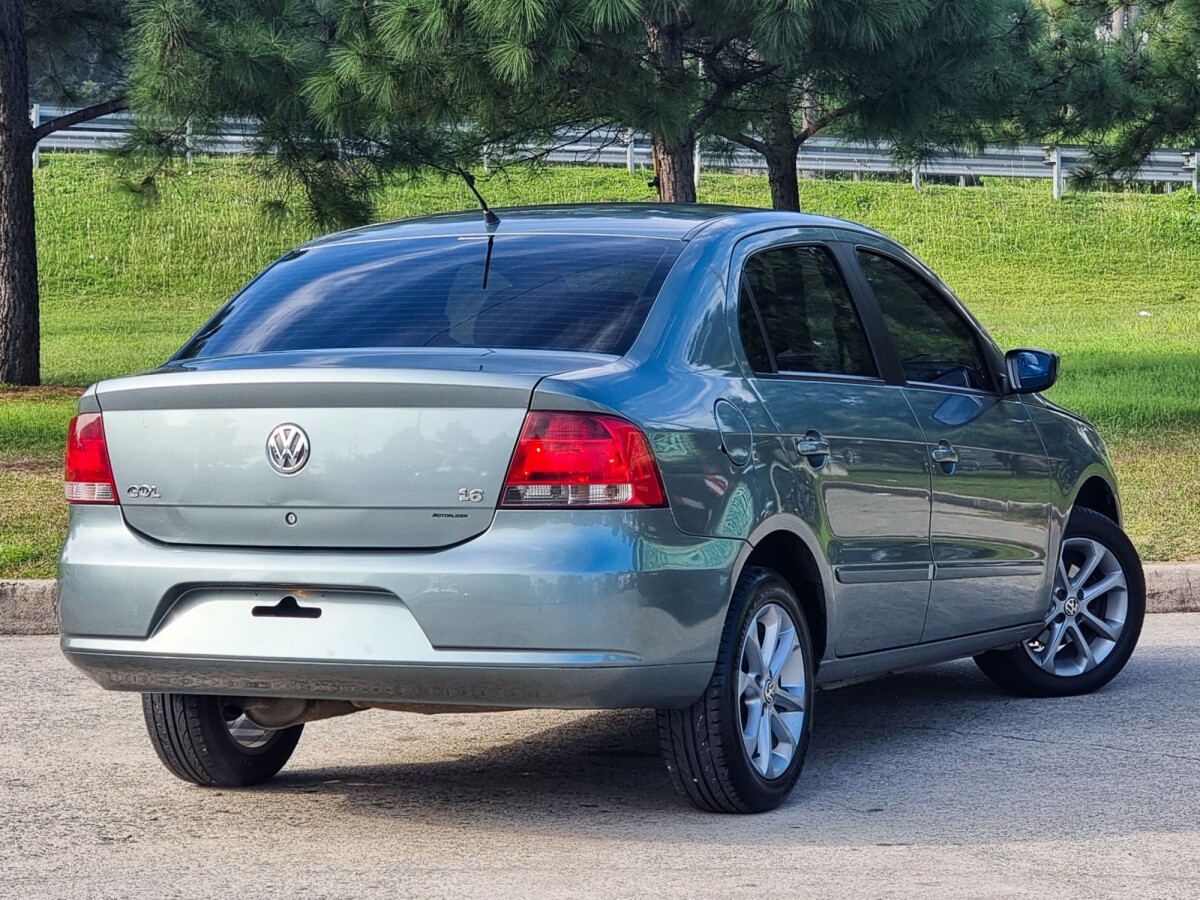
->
501, 411, 667, 509
64, 413, 118, 504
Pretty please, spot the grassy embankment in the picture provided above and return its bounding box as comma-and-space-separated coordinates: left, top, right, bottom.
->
2, 152, 1199, 577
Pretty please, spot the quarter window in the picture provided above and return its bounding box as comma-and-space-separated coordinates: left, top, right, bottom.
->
739, 246, 877, 377
857, 250, 994, 392
737, 282, 773, 372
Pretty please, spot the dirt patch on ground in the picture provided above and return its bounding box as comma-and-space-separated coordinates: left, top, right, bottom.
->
0, 386, 85, 402
0, 458, 61, 477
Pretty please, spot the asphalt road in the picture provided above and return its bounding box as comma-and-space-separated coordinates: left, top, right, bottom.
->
3, 616, 1200, 899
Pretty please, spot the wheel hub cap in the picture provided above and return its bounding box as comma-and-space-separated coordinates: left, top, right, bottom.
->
763, 679, 777, 704
1064, 597, 1080, 617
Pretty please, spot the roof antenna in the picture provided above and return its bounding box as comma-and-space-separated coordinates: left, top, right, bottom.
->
457, 168, 500, 228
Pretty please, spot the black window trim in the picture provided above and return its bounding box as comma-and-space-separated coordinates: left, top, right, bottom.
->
734, 240, 888, 385
847, 243, 1005, 397
757, 370, 891, 387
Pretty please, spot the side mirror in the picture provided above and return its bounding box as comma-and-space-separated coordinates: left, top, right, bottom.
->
1005, 348, 1059, 394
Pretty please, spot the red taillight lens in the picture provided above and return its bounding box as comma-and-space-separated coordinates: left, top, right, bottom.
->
501, 411, 667, 509
64, 413, 118, 504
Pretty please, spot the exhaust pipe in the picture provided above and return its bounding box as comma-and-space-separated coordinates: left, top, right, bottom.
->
238, 698, 361, 729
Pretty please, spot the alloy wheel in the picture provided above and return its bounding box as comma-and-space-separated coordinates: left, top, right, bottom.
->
1024, 536, 1129, 677
738, 602, 807, 779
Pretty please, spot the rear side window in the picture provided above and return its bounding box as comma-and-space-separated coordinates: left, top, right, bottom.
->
856, 250, 994, 392
175, 235, 683, 359
739, 245, 877, 377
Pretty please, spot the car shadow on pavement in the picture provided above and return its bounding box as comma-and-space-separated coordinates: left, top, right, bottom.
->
264, 651, 1200, 845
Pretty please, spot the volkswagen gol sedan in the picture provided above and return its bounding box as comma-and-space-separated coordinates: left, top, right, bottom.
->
60, 205, 1144, 813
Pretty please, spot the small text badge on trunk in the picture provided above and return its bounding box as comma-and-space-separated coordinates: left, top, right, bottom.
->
267, 424, 311, 476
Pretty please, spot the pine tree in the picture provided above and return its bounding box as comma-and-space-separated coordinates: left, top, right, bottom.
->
371, 1, 1050, 208
125, 0, 584, 225
370, 1, 740, 203
0, 0, 127, 385
1067, 1, 1200, 179
703, 0, 1046, 210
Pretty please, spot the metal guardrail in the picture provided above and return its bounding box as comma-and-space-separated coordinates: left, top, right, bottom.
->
31, 105, 1200, 194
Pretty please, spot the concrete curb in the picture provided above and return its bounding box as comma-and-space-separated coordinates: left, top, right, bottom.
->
0, 580, 60, 635
1143, 562, 1200, 614
4, 564, 1200, 636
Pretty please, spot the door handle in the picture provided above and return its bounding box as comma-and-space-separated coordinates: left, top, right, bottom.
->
931, 440, 959, 474
795, 432, 830, 469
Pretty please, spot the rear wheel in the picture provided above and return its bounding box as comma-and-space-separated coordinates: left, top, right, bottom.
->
142, 693, 303, 787
657, 566, 815, 813
974, 508, 1145, 697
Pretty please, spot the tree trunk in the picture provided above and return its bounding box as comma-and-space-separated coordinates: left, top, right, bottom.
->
652, 134, 696, 204
760, 105, 802, 212
645, 12, 696, 204
0, 0, 39, 385
765, 151, 800, 212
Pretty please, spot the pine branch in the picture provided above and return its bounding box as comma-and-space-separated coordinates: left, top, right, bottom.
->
689, 61, 777, 132
797, 100, 864, 146
32, 98, 128, 142
717, 130, 766, 154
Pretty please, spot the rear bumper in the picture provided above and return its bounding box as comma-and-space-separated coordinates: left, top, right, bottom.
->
61, 649, 714, 709
59, 506, 742, 709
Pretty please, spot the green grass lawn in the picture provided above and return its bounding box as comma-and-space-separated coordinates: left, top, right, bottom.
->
2, 152, 1199, 577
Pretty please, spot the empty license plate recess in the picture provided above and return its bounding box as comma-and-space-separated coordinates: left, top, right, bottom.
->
140, 587, 430, 661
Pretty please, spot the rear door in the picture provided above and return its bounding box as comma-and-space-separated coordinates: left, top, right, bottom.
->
851, 247, 1053, 640
734, 237, 934, 656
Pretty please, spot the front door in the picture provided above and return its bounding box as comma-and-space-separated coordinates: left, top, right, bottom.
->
736, 241, 934, 656
854, 249, 1053, 640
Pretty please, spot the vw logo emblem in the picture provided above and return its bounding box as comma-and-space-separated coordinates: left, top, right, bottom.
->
266, 424, 311, 476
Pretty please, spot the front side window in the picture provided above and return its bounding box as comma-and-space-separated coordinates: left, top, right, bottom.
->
739, 245, 877, 377
857, 250, 994, 392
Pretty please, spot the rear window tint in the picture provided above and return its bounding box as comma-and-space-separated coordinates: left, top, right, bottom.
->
175, 235, 683, 359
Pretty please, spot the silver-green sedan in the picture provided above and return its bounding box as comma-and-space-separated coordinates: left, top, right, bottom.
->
59, 204, 1144, 812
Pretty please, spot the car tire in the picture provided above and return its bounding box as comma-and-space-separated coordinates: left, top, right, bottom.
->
142, 693, 303, 787
657, 566, 815, 813
974, 507, 1145, 698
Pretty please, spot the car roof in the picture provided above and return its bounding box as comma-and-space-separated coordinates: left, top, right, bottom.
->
299, 203, 879, 249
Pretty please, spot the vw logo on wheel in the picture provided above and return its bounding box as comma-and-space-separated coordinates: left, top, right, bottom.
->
266, 424, 311, 476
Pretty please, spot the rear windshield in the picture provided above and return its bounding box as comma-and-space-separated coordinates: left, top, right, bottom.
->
174, 234, 683, 359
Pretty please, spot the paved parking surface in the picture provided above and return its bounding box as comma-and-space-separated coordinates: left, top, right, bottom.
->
3, 616, 1200, 899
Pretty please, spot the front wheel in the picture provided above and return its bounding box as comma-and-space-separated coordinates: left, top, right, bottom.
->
974, 508, 1145, 697
657, 566, 815, 813
142, 693, 303, 787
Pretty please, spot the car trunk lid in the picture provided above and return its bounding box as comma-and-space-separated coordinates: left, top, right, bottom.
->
95, 351, 613, 548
